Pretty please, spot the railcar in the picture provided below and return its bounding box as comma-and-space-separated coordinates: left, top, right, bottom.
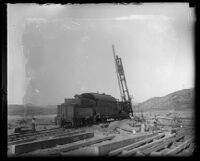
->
56, 93, 131, 127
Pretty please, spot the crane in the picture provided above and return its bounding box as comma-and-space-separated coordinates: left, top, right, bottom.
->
112, 44, 133, 115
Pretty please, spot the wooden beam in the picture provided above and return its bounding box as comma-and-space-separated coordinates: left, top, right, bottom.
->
165, 137, 194, 155
117, 127, 133, 133
120, 133, 176, 156
51, 130, 85, 138
8, 138, 36, 146
176, 151, 193, 156
11, 132, 94, 155
157, 116, 173, 120
8, 129, 63, 142
176, 143, 195, 157
109, 133, 165, 156
149, 151, 162, 156
95, 131, 160, 156
8, 130, 85, 146
141, 133, 185, 155
182, 143, 195, 153
9, 128, 61, 139
135, 151, 145, 156
34, 135, 115, 155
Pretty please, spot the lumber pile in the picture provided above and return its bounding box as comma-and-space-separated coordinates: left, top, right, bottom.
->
8, 130, 85, 146
11, 132, 94, 155
109, 133, 165, 156
105, 129, 193, 156
120, 133, 176, 156
30, 135, 115, 156
94, 131, 161, 155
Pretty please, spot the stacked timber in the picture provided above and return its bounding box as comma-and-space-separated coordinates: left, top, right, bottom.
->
11, 132, 94, 155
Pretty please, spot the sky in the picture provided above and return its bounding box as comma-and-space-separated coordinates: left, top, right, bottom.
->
7, 3, 195, 105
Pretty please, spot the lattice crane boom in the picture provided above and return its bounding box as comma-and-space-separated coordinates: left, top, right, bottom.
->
112, 44, 133, 114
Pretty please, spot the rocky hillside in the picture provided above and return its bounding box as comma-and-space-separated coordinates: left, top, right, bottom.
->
135, 88, 194, 111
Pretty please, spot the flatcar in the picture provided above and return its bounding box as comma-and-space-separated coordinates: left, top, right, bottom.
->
56, 93, 131, 127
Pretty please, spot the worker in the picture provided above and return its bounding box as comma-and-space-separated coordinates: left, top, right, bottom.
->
96, 113, 100, 122
145, 120, 150, 132
132, 129, 136, 134
31, 118, 36, 132
141, 123, 145, 132
93, 110, 97, 123
61, 117, 64, 128
129, 112, 134, 120
153, 115, 158, 130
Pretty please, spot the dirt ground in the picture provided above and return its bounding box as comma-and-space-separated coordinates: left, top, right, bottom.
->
8, 114, 57, 134
8, 109, 195, 156
7, 110, 194, 134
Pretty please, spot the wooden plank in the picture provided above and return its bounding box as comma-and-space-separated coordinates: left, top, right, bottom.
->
182, 143, 195, 153
149, 135, 192, 156
8, 130, 85, 146
9, 127, 61, 139
157, 116, 173, 120
8, 138, 36, 146
120, 133, 176, 156
8, 129, 64, 142
157, 116, 193, 121
52, 130, 85, 138
118, 128, 133, 133
135, 151, 145, 156
109, 133, 165, 156
176, 151, 193, 156
141, 133, 185, 155
149, 151, 162, 156
165, 137, 194, 155
37, 135, 115, 155
11, 132, 94, 155
150, 148, 170, 156
95, 131, 160, 156
176, 143, 195, 157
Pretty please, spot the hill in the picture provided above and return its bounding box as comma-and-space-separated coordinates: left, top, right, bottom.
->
8, 104, 57, 116
135, 88, 194, 111
8, 88, 194, 115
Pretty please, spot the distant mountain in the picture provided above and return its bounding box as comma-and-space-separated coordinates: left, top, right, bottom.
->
8, 88, 194, 115
132, 102, 139, 106
135, 88, 194, 111
8, 104, 57, 116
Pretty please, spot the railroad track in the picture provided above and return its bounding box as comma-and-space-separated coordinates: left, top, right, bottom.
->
8, 127, 62, 142
8, 129, 86, 146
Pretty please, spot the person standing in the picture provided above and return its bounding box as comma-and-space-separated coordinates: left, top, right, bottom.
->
32, 118, 36, 131
141, 123, 145, 132
129, 112, 134, 120
60, 117, 64, 128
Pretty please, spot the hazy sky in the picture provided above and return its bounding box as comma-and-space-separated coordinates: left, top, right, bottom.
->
7, 3, 195, 105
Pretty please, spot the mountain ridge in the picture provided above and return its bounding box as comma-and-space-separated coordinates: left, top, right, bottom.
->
8, 88, 194, 115
135, 88, 194, 111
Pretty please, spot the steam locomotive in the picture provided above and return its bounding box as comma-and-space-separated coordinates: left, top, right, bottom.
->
56, 93, 132, 127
